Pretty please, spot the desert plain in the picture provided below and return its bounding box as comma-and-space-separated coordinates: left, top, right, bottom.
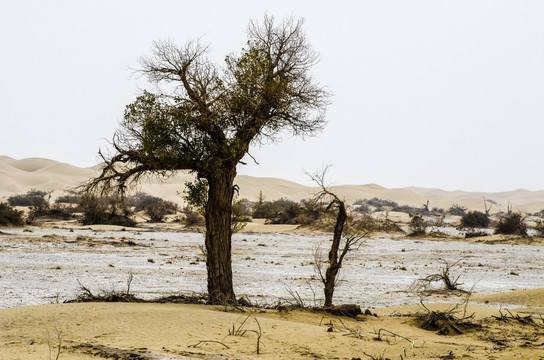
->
1, 156, 544, 359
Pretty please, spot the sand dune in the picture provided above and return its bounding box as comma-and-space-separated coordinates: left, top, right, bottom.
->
1, 156, 543, 212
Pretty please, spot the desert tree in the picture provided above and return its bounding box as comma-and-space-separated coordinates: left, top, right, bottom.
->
309, 167, 372, 307
85, 15, 330, 304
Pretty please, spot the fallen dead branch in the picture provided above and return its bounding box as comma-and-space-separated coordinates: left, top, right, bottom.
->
363, 350, 388, 360
373, 328, 413, 345
188, 340, 230, 349
72, 343, 151, 359
492, 308, 544, 328
66, 279, 207, 305
414, 297, 479, 335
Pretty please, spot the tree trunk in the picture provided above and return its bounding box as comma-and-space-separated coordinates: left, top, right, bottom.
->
324, 200, 347, 307
204, 166, 237, 304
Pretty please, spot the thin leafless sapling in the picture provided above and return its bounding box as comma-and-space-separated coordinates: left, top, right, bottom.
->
308, 166, 372, 307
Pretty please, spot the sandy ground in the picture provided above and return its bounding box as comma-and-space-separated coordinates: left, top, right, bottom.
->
1, 295, 543, 360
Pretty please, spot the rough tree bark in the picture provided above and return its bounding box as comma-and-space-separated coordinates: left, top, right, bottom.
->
324, 198, 347, 307
204, 167, 237, 303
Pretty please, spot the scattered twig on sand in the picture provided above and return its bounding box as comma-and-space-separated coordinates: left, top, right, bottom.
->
44, 327, 62, 360
373, 328, 413, 346
493, 308, 544, 328
363, 350, 388, 360
188, 340, 230, 349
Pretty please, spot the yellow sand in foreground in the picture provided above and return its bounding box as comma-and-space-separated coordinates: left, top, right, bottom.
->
1, 296, 543, 360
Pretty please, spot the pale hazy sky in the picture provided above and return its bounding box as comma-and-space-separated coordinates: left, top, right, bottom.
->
1, 1, 543, 192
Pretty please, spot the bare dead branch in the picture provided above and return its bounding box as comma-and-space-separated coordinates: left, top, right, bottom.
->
188, 340, 230, 349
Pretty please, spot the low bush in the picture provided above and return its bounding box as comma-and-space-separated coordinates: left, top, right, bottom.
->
447, 204, 467, 216
126, 193, 179, 222
231, 198, 252, 232
0, 202, 24, 226
144, 202, 172, 222
366, 197, 399, 211
464, 229, 488, 238
55, 190, 82, 204
266, 200, 302, 224
260, 198, 324, 225
8, 189, 48, 208
494, 213, 527, 236
394, 204, 426, 215
460, 211, 490, 228
535, 220, 544, 238
349, 214, 403, 233
27, 203, 76, 222
127, 193, 178, 212
79, 194, 135, 227
181, 206, 204, 227
408, 213, 426, 236
232, 198, 252, 221
354, 198, 438, 215
251, 197, 282, 219
352, 202, 371, 214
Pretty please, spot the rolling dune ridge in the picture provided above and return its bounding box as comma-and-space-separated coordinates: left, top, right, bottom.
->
1, 156, 543, 212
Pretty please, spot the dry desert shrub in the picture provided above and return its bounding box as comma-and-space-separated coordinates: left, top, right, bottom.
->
460, 211, 490, 228
127, 192, 178, 222
8, 189, 49, 207
447, 204, 467, 216
410, 259, 464, 293
252, 197, 324, 225
408, 213, 426, 236
535, 220, 544, 238
0, 202, 24, 226
79, 194, 136, 227
494, 212, 527, 236
181, 206, 205, 227
55, 189, 82, 204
